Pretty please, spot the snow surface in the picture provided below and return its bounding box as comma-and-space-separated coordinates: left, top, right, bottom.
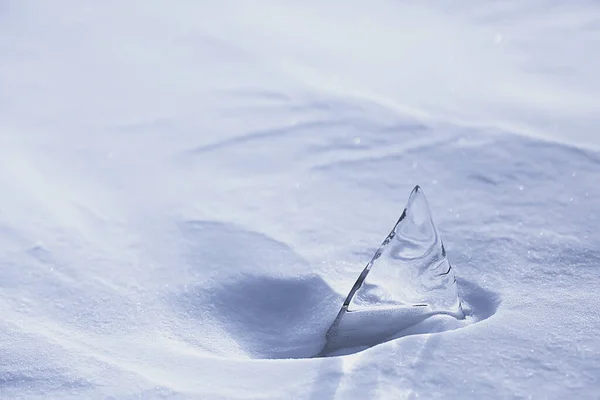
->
1, 1, 600, 398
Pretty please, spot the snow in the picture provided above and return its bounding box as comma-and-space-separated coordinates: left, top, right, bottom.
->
1, 0, 599, 398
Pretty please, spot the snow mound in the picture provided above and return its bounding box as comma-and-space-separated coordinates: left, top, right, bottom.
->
166, 220, 341, 359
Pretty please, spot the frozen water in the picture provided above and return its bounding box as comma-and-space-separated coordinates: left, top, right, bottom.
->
350, 185, 463, 313
320, 186, 464, 355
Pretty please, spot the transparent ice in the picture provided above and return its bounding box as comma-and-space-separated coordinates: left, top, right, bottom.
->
320, 186, 464, 355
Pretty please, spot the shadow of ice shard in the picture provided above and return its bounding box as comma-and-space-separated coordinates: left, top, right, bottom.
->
320, 186, 464, 356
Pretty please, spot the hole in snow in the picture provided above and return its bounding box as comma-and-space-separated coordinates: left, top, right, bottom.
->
175, 274, 499, 359
171, 218, 499, 359
177, 274, 340, 359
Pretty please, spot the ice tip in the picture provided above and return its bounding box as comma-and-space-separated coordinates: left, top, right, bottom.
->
408, 185, 425, 201
406, 184, 432, 214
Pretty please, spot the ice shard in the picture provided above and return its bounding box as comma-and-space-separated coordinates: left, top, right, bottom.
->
320, 186, 464, 355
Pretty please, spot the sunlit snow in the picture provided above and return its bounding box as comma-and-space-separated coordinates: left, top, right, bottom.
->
1, 1, 600, 399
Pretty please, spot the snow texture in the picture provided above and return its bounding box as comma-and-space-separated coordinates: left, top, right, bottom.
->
1, 1, 600, 399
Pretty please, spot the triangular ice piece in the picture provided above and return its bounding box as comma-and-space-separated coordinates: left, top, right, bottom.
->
350, 185, 463, 312
320, 186, 464, 356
